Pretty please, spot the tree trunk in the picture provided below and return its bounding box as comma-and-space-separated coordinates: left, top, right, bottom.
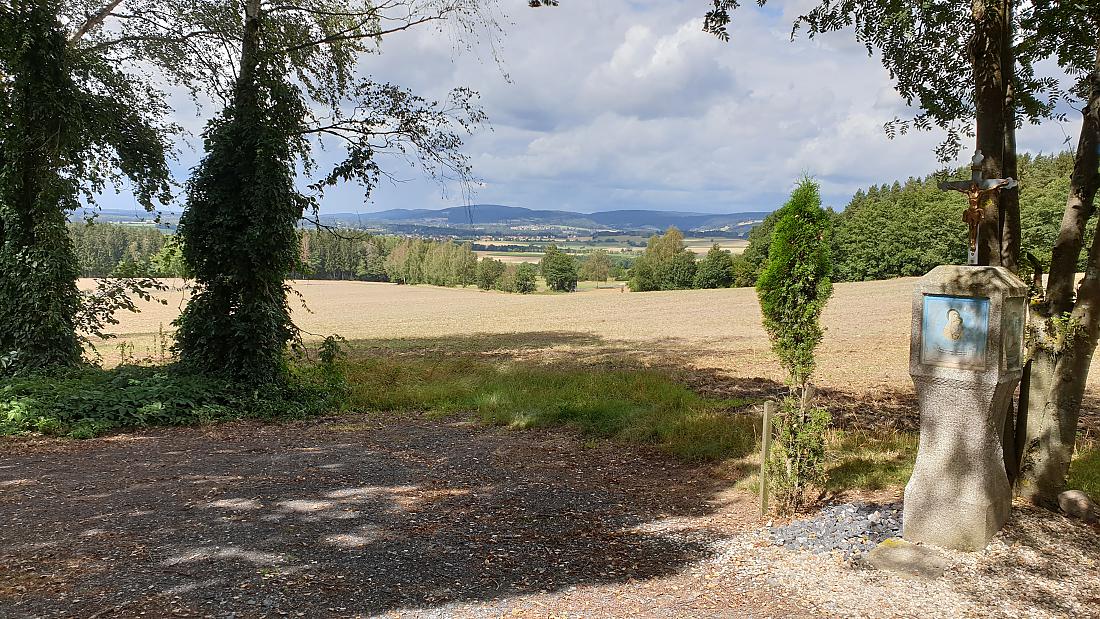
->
999, 0, 1020, 273
1018, 41, 1100, 504
971, 0, 1008, 267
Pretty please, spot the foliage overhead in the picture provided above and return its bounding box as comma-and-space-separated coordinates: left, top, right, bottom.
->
702, 0, 1086, 164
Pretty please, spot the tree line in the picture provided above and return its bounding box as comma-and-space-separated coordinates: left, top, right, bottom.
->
69, 225, 620, 294
731, 151, 1086, 288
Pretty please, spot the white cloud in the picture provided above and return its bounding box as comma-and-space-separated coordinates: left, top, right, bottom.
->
107, 1, 1082, 216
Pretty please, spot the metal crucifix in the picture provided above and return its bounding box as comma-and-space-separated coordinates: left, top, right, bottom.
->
938, 150, 1018, 265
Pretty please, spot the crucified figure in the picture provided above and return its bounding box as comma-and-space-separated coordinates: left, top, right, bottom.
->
938, 150, 1018, 265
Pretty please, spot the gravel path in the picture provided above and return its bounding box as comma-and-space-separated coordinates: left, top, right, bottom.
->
0, 415, 811, 618
3, 416, 1097, 618
718, 502, 1100, 618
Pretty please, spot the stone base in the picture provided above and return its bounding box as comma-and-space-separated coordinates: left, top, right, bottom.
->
902, 374, 1015, 551
902, 486, 1010, 551
866, 538, 948, 579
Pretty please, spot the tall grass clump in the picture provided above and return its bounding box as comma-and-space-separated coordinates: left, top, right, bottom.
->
343, 357, 757, 462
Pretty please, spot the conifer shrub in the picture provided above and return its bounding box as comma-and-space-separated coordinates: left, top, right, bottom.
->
757, 178, 834, 512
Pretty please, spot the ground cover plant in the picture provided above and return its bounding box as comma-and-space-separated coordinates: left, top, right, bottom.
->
0, 346, 346, 439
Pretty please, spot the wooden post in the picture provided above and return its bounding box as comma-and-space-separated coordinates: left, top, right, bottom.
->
760, 400, 776, 517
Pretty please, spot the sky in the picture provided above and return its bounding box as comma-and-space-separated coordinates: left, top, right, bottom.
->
131, 0, 1082, 216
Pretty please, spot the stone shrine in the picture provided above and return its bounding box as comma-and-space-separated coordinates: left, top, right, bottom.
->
903, 265, 1027, 550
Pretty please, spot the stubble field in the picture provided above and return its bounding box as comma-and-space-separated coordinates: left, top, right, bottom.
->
83, 276, 1076, 396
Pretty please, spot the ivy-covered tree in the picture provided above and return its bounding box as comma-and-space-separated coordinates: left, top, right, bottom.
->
171, 0, 492, 384
0, 1, 175, 374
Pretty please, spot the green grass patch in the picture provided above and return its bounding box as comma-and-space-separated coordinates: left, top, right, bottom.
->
344, 356, 758, 462
1068, 442, 1100, 499
1, 363, 342, 439
824, 429, 918, 492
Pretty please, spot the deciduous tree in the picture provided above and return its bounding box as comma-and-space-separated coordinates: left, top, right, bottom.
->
0, 0, 176, 374
170, 0, 493, 383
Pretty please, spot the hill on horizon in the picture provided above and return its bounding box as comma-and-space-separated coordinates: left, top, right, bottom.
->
317, 204, 771, 233
70, 204, 772, 235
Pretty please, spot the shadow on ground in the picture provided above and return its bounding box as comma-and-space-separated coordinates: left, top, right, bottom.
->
0, 416, 743, 617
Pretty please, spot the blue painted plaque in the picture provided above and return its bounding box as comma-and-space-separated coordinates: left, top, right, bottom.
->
921, 294, 990, 369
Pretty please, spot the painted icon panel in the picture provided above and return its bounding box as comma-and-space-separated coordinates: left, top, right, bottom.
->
920, 294, 990, 370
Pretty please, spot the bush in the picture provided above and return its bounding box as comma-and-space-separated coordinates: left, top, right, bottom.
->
757, 179, 833, 386
660, 251, 698, 290
757, 178, 835, 513
628, 255, 658, 291
476, 257, 507, 290
628, 227, 698, 291
693, 244, 734, 288
514, 263, 537, 293
768, 397, 831, 511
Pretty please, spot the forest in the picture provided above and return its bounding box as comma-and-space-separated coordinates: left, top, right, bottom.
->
732, 151, 1083, 287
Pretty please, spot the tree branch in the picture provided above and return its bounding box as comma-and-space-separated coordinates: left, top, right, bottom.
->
69, 0, 126, 44
279, 13, 444, 54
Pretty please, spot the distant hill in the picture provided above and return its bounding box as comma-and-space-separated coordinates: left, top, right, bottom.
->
70, 204, 772, 236
318, 204, 771, 233
69, 207, 179, 230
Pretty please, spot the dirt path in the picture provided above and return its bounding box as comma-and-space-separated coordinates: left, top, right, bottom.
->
0, 416, 813, 618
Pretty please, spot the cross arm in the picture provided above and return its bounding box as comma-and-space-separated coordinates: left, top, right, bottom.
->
938, 180, 974, 192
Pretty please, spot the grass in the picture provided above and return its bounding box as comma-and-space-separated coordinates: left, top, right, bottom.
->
342, 356, 759, 462
0, 363, 341, 439
825, 429, 918, 492
1068, 441, 1100, 499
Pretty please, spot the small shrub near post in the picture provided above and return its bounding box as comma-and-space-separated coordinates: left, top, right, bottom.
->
768, 395, 831, 512
756, 178, 834, 513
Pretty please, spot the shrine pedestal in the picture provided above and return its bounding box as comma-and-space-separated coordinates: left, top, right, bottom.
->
902, 266, 1027, 551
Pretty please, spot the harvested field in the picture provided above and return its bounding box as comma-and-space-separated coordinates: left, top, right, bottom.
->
80, 277, 1100, 400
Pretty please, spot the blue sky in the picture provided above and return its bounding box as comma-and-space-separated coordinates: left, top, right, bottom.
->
116, 0, 1082, 216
